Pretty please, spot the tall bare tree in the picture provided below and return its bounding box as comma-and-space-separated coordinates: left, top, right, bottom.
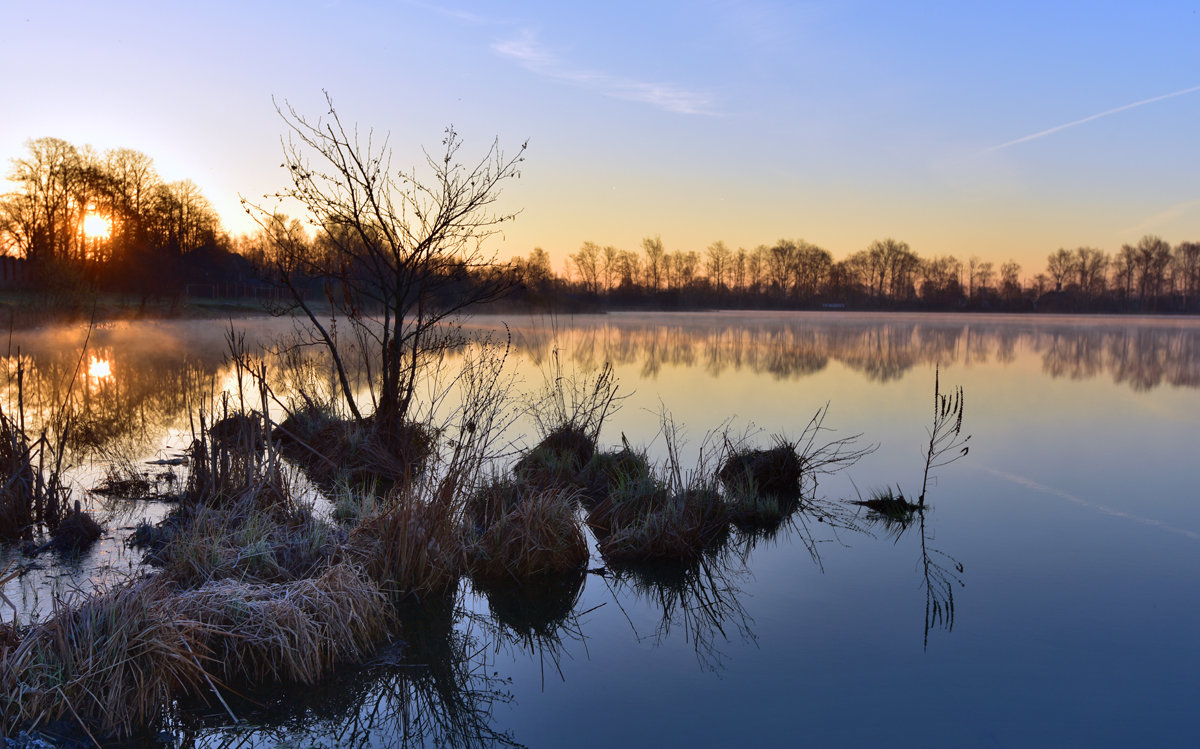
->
248, 95, 526, 445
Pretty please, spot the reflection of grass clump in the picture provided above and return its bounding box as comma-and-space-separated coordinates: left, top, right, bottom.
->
481, 567, 586, 640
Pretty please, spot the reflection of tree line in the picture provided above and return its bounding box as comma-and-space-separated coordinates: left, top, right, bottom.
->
1, 322, 300, 461
496, 317, 1200, 390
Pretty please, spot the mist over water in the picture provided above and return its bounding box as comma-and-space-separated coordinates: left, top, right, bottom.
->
3, 311, 1198, 746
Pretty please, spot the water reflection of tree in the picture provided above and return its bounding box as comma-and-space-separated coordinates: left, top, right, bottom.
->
489, 316, 1200, 393
855, 503, 963, 649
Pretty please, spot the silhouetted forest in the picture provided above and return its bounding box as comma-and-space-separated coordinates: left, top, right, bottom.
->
3, 136, 1199, 314
519, 235, 1200, 313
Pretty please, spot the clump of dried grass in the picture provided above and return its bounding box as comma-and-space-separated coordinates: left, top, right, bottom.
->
593, 485, 730, 563
0, 577, 205, 738
346, 492, 465, 603
171, 563, 391, 686
156, 495, 339, 587
48, 501, 104, 553
275, 405, 436, 495
718, 442, 804, 501
463, 482, 588, 586
511, 426, 595, 490
578, 446, 653, 508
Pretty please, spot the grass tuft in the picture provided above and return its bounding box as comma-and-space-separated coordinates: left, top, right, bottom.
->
463, 482, 588, 586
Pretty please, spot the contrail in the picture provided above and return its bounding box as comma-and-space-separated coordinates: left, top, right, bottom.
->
980, 83, 1200, 154
975, 465, 1200, 541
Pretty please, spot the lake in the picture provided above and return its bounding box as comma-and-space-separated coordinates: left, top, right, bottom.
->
3, 311, 1198, 747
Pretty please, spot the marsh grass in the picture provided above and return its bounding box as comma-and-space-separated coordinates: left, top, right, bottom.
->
275, 405, 436, 495
0, 363, 74, 541
578, 446, 653, 509
47, 501, 103, 553
462, 482, 587, 585
511, 425, 595, 490
718, 442, 803, 502
347, 492, 466, 604
171, 563, 391, 687
0, 563, 391, 739
0, 577, 205, 738
157, 495, 339, 587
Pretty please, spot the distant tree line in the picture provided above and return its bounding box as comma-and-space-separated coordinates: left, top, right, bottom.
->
4, 136, 1198, 315
515, 234, 1200, 313
0, 136, 253, 297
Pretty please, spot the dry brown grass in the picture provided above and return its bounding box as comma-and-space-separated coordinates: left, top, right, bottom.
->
463, 483, 588, 586
511, 426, 595, 490
718, 442, 804, 502
0, 577, 205, 738
275, 406, 436, 494
171, 563, 391, 686
592, 485, 730, 563
156, 495, 339, 587
48, 501, 104, 552
0, 564, 392, 739
347, 492, 465, 603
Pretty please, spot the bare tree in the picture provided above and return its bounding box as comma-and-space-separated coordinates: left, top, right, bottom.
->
569, 241, 602, 294
705, 240, 731, 294
1046, 247, 1073, 291
642, 235, 666, 291
247, 94, 526, 446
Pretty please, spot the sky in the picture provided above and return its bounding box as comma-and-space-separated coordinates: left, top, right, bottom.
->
2, 0, 1199, 274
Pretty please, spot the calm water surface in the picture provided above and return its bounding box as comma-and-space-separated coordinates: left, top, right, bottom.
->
3, 311, 1198, 747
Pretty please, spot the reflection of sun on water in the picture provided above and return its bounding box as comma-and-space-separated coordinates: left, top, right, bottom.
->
83, 212, 111, 240
87, 357, 112, 380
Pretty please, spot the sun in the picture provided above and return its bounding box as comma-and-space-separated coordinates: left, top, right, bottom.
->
83, 212, 111, 239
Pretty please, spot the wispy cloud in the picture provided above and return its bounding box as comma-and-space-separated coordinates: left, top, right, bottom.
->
493, 29, 717, 116
1125, 197, 1200, 235
980, 83, 1200, 154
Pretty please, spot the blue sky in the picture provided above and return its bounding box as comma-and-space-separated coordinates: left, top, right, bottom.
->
2, 0, 1198, 273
